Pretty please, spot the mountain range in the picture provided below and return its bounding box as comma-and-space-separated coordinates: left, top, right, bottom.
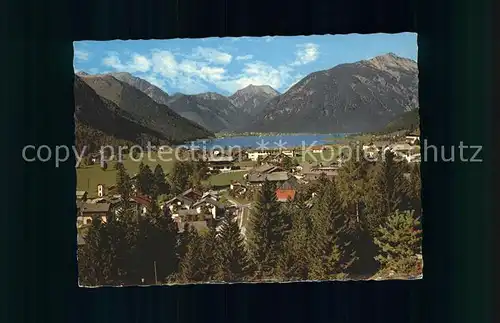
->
74, 53, 419, 145
74, 73, 213, 147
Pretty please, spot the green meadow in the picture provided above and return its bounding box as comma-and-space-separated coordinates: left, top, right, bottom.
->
77, 152, 249, 195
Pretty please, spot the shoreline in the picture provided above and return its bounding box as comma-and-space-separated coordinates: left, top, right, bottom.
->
213, 132, 344, 139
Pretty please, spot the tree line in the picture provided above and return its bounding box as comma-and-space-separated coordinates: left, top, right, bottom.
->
78, 149, 422, 285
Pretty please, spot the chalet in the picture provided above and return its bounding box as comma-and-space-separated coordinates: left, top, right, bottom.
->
261, 152, 291, 165
230, 181, 246, 190
229, 181, 248, 196
207, 156, 235, 172
385, 143, 416, 154
296, 162, 319, 173
192, 198, 225, 219
77, 202, 111, 227
164, 195, 196, 215
247, 171, 292, 186
276, 189, 296, 202
76, 190, 88, 201
303, 170, 338, 182
201, 190, 220, 200
250, 164, 284, 175
247, 151, 270, 161
131, 195, 152, 216
180, 188, 203, 201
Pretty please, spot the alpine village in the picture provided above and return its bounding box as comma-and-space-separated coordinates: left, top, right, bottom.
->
75, 53, 422, 286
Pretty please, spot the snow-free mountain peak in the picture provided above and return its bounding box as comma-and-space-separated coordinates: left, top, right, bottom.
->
108, 72, 170, 106
229, 84, 280, 116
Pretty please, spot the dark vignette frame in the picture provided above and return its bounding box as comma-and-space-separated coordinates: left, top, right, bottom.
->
2, 0, 494, 322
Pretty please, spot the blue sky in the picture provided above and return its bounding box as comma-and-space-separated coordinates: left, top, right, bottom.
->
74, 33, 417, 96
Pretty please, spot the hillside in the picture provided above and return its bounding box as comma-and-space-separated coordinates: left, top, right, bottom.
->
109, 72, 170, 106
166, 92, 249, 132
79, 74, 213, 143
74, 75, 169, 151
242, 53, 418, 133
377, 108, 420, 134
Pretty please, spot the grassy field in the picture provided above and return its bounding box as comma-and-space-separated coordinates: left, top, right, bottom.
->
204, 171, 246, 187
77, 153, 249, 195
76, 147, 341, 195
77, 153, 177, 193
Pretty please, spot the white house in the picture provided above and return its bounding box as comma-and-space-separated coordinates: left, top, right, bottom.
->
76, 203, 110, 228
247, 151, 270, 161
192, 198, 225, 219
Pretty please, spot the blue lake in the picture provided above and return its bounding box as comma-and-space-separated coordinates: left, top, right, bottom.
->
185, 133, 346, 150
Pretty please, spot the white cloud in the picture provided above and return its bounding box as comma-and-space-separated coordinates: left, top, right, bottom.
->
102, 52, 123, 69
74, 50, 90, 61
97, 46, 309, 95
291, 43, 320, 66
177, 59, 226, 82
283, 74, 305, 92
236, 54, 253, 61
148, 51, 222, 93
191, 47, 232, 65
129, 54, 151, 72
214, 61, 292, 94
151, 50, 178, 78
102, 52, 151, 73
142, 74, 166, 89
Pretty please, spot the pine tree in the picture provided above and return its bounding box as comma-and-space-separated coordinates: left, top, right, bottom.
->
152, 164, 170, 198
137, 162, 154, 196
197, 219, 221, 281
374, 210, 422, 277
116, 163, 132, 200
170, 161, 191, 195
176, 226, 203, 283
280, 156, 294, 170
364, 150, 408, 233
308, 178, 348, 280
336, 146, 369, 229
248, 179, 286, 278
149, 204, 180, 283
276, 200, 311, 281
406, 163, 422, 218
216, 213, 252, 282
188, 160, 209, 190
335, 147, 374, 276
78, 218, 124, 286
115, 164, 135, 221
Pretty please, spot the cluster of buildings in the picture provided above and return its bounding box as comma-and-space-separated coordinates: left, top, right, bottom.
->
76, 184, 238, 245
